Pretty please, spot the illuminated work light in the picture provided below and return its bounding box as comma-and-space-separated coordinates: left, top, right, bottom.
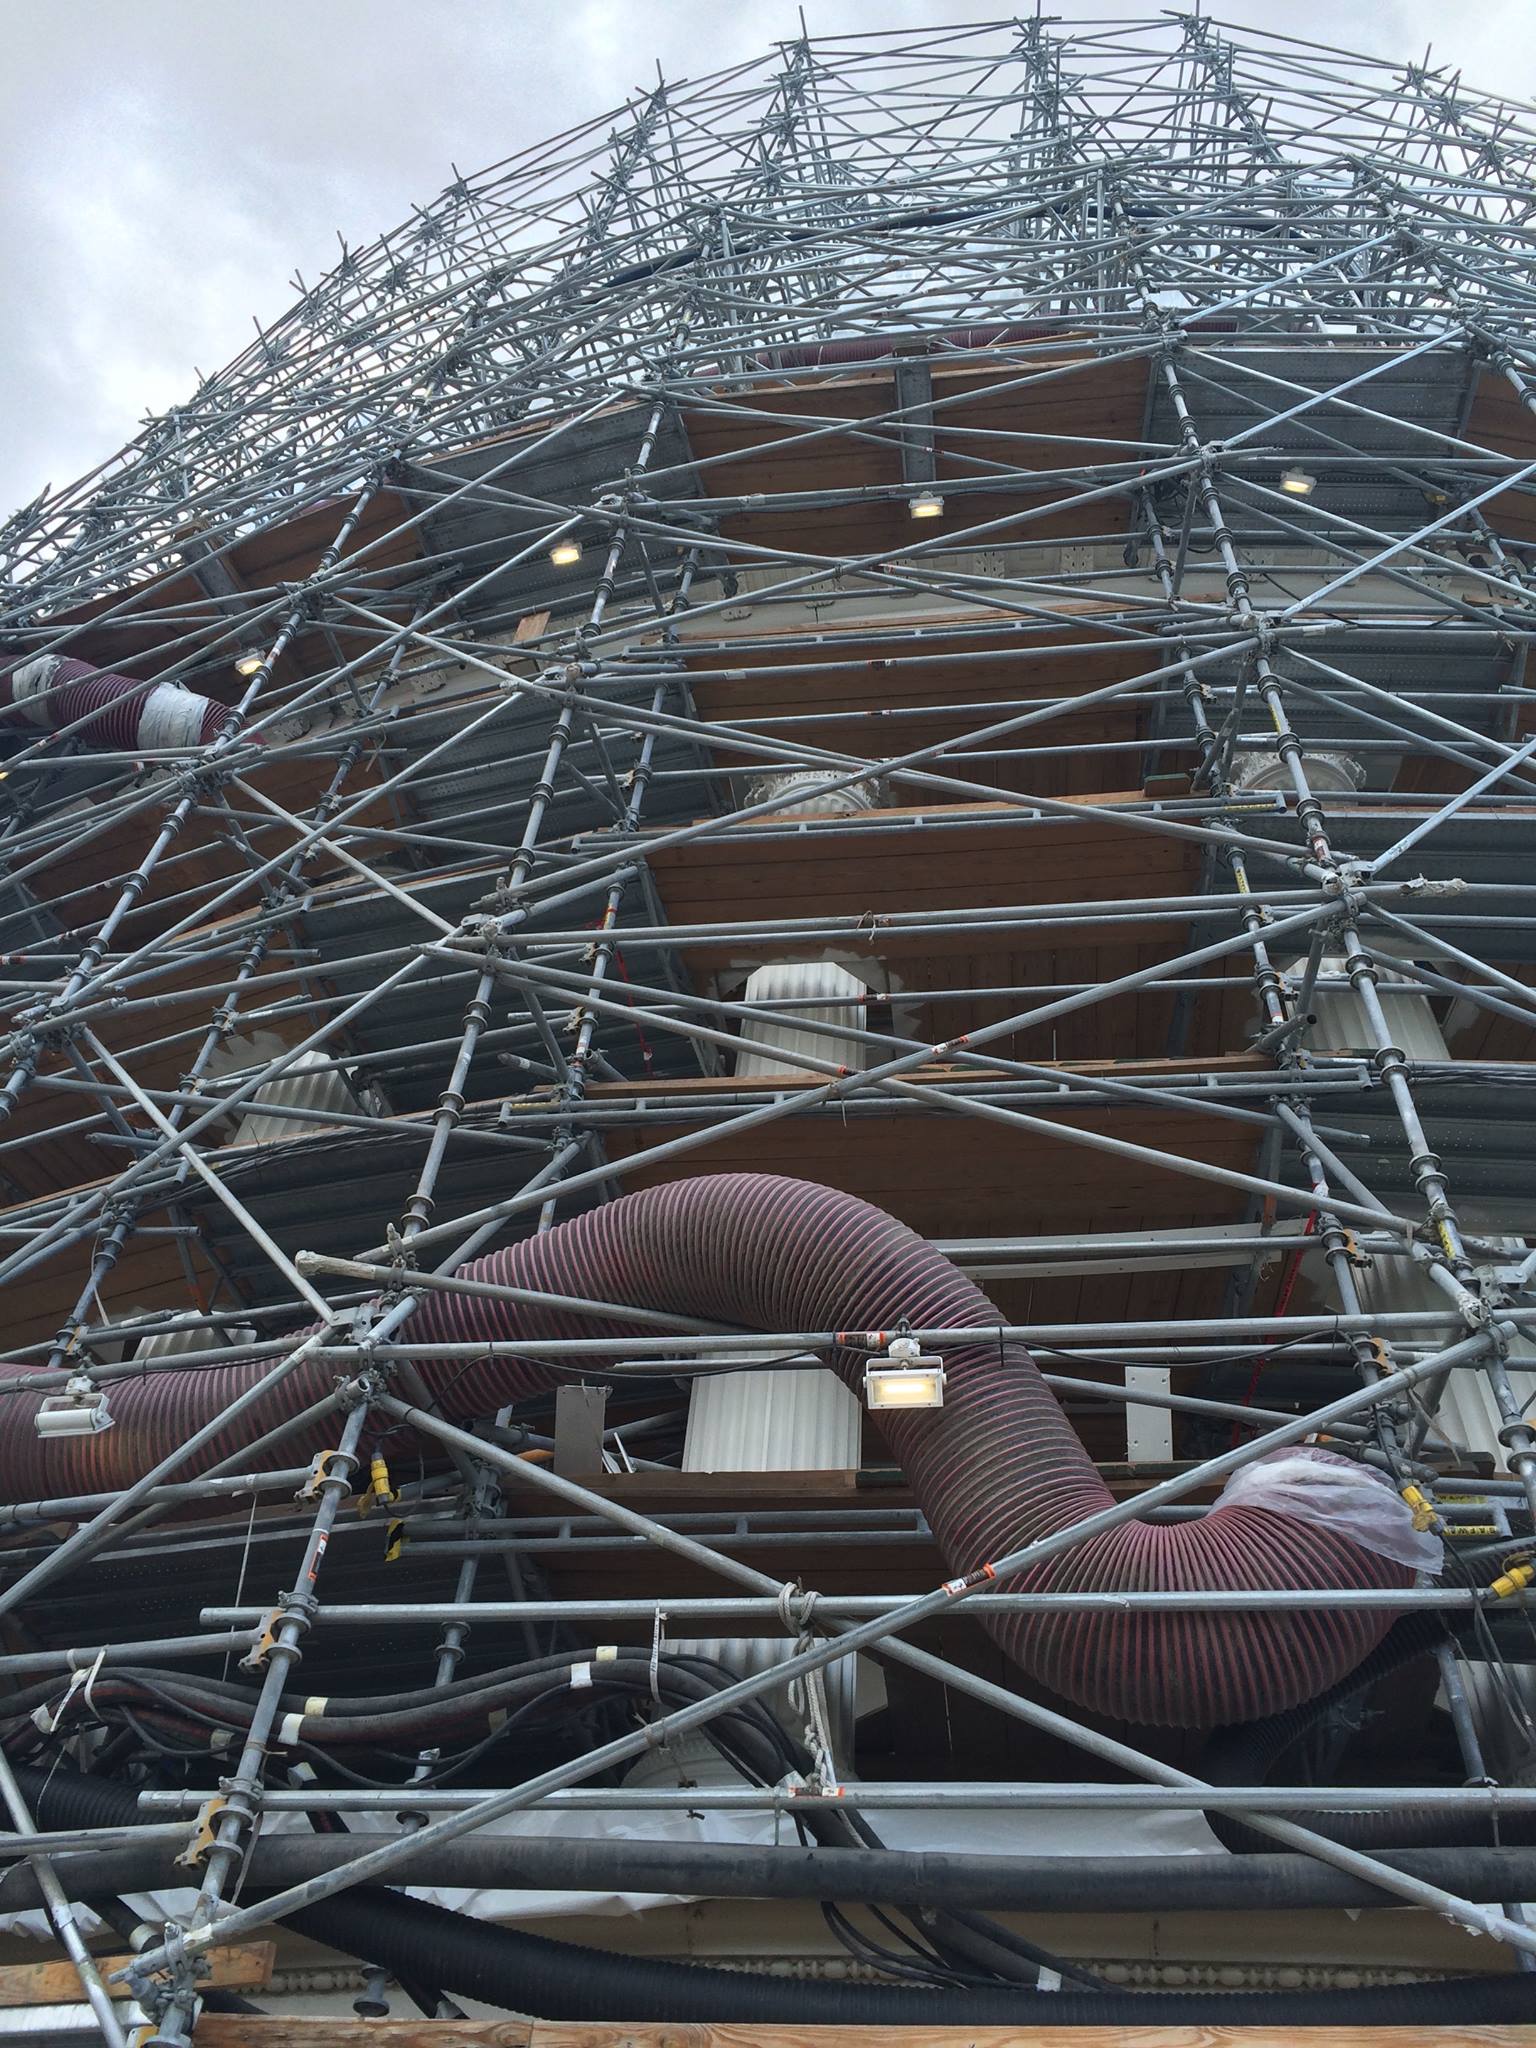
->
907, 493, 945, 520
234, 651, 265, 677
864, 1336, 946, 1410
1279, 467, 1317, 497
549, 538, 583, 566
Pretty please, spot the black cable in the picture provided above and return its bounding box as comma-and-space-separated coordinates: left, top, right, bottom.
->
819, 1901, 980, 1989
1032, 1327, 1341, 1374
933, 1906, 1110, 1992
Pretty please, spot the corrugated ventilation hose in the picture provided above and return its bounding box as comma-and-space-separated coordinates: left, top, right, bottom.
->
0, 1175, 1412, 1724
1, 654, 235, 751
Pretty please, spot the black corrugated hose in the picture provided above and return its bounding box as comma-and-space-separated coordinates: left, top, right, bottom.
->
11, 1765, 1535, 2023
1203, 1612, 1536, 1854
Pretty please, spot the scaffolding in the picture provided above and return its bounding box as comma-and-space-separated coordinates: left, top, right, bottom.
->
6, 12, 1536, 2038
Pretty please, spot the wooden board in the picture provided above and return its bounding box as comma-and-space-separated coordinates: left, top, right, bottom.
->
195, 2026, 530, 2048
191, 2018, 1536, 2048
0, 1939, 273, 2006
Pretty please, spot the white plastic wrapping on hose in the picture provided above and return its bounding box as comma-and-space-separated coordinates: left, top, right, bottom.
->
136, 682, 210, 751
7, 655, 62, 727
1214, 1444, 1443, 1574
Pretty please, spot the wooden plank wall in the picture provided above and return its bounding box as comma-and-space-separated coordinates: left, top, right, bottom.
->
191, 2018, 1536, 2048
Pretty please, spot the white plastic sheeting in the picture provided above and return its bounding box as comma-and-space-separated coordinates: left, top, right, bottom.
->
1216, 1445, 1443, 1574
1297, 953, 1536, 1467
1343, 1217, 1536, 1473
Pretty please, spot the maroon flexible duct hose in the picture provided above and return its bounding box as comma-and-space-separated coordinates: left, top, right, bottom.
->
0, 1175, 1409, 1724
0, 654, 235, 751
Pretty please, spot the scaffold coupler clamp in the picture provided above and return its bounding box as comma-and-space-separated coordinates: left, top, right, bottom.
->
96, 1193, 137, 1247
337, 1298, 383, 1355
340, 1364, 387, 1415
1461, 1287, 1497, 1334
129, 1921, 212, 2045
1363, 1333, 1393, 1375
238, 1605, 284, 1674
296, 1447, 352, 1502
1337, 1226, 1371, 1271
172, 1795, 229, 1872
458, 910, 506, 949
239, 1581, 317, 1671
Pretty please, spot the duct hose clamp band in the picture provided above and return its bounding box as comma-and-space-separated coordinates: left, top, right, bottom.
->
136, 682, 208, 753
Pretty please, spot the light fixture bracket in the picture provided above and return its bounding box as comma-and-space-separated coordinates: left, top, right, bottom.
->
864, 1334, 946, 1410
35, 1375, 114, 1439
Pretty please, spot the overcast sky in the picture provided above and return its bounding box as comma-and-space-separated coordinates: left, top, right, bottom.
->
6, 0, 1536, 518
